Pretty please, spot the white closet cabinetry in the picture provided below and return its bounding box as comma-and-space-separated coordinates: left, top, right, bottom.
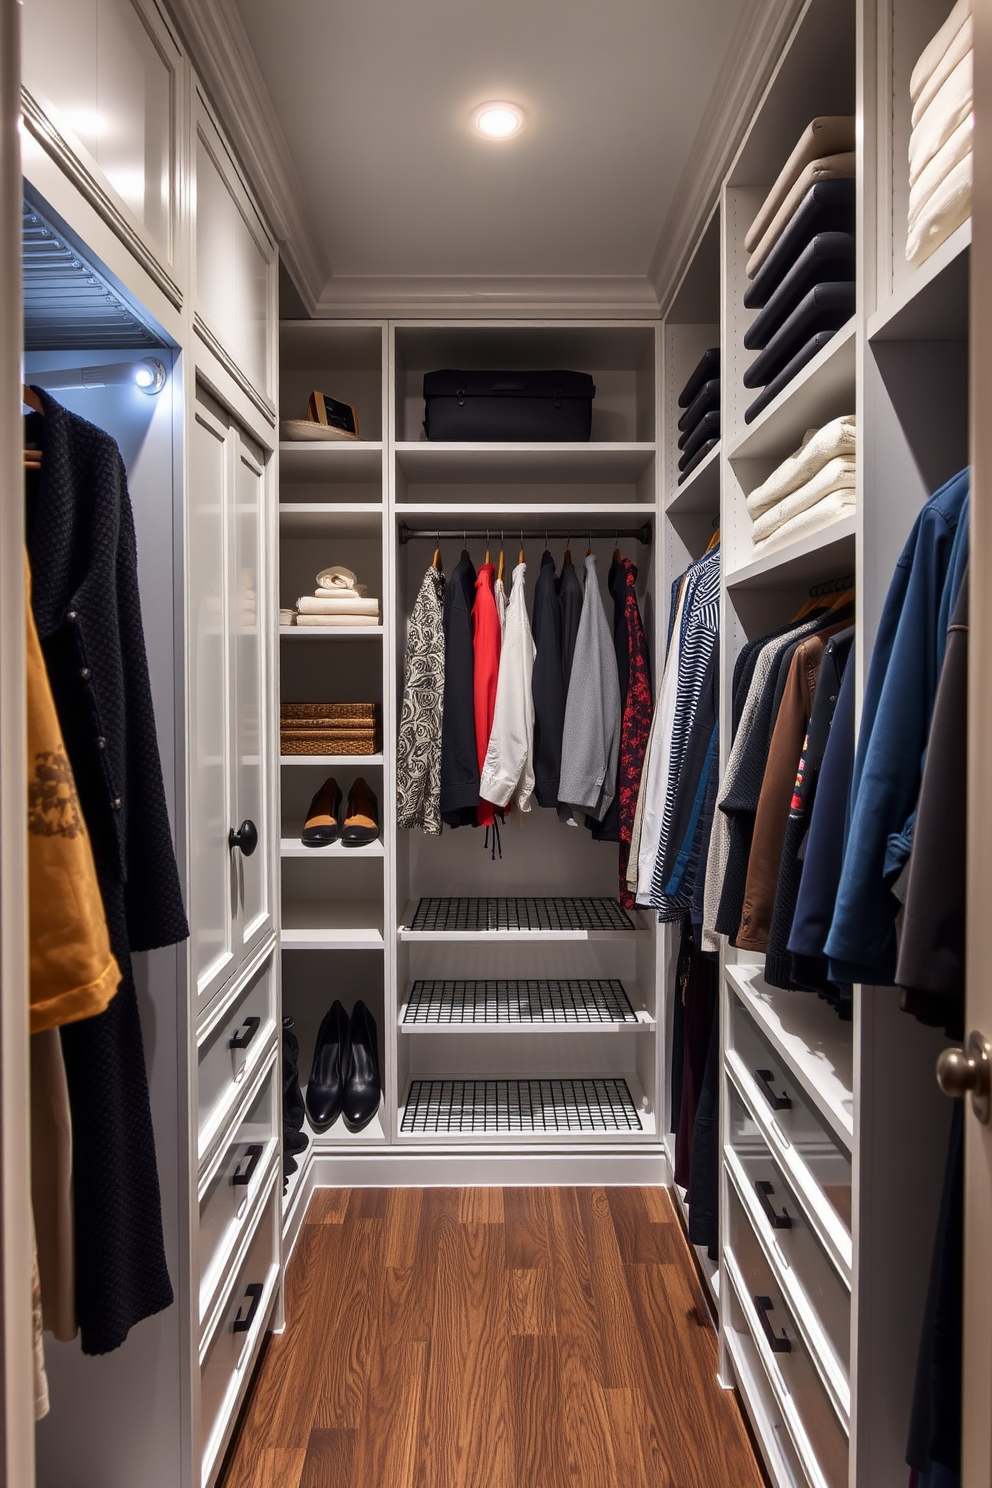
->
188, 390, 277, 1014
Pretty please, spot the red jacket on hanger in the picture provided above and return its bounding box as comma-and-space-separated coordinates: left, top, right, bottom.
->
473, 561, 502, 827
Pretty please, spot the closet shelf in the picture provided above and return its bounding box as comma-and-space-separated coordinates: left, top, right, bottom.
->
279, 503, 382, 538
729, 321, 856, 462
394, 441, 656, 484
868, 220, 970, 342
280, 625, 383, 639
279, 442, 383, 482
398, 896, 645, 941
665, 440, 721, 515
726, 964, 854, 1148
725, 515, 856, 591
398, 1076, 654, 1137
394, 501, 653, 525
280, 901, 384, 950
280, 753, 384, 768
280, 837, 384, 859
399, 978, 651, 1031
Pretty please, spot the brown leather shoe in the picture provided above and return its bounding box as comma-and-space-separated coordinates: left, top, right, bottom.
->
301, 777, 343, 846
341, 777, 379, 846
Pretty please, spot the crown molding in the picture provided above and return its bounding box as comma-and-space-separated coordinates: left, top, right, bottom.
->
311, 274, 661, 320
648, 0, 807, 318
165, 0, 328, 313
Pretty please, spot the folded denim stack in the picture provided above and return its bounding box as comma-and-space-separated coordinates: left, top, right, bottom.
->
907, 0, 972, 268
745, 414, 856, 556
742, 118, 856, 425
676, 347, 720, 485
280, 702, 379, 756
292, 564, 380, 627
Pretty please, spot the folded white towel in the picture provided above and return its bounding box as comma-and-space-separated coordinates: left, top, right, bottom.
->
746, 153, 857, 280
907, 150, 973, 266
752, 488, 856, 557
913, 11, 973, 128
295, 614, 381, 627
297, 595, 380, 615
745, 118, 856, 252
911, 0, 971, 102
909, 115, 972, 225
316, 565, 367, 594
279, 609, 296, 627
745, 415, 856, 518
750, 459, 856, 543
909, 49, 972, 186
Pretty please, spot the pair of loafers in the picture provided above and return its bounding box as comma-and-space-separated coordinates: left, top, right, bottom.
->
305, 999, 381, 1133
301, 776, 379, 847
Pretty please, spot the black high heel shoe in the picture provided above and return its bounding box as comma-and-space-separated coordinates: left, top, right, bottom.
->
301, 777, 343, 847
305, 1000, 350, 1132
341, 777, 380, 846
343, 1001, 381, 1132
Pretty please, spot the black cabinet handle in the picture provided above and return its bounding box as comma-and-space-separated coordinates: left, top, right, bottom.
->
229, 819, 258, 856
232, 1281, 263, 1334
231, 1143, 264, 1188
754, 1294, 791, 1354
229, 1016, 261, 1051
755, 1068, 792, 1111
755, 1180, 792, 1230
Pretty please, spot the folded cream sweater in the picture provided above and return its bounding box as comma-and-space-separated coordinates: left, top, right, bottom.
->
909, 49, 972, 186
913, 9, 972, 128
752, 488, 856, 557
907, 151, 972, 266
745, 117, 856, 252
295, 614, 380, 627
297, 595, 380, 615
745, 415, 856, 518
909, 114, 972, 225
750, 457, 856, 543
911, 0, 971, 103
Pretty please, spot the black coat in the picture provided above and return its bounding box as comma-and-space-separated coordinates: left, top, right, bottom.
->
27, 390, 189, 1353
558, 555, 584, 690
439, 550, 479, 827
530, 551, 565, 808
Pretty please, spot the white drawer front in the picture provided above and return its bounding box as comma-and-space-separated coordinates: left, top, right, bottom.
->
725, 1230, 848, 1488
200, 1181, 279, 1488
199, 1054, 278, 1327
198, 948, 277, 1159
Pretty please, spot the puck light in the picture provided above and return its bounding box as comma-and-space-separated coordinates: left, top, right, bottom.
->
473, 102, 524, 139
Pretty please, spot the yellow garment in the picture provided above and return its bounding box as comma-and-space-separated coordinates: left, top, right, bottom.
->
26, 555, 120, 1031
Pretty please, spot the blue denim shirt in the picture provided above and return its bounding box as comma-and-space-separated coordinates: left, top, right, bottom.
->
824, 467, 969, 985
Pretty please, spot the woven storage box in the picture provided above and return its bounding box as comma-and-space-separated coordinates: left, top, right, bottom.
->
280, 730, 377, 756
279, 717, 376, 731
280, 701, 377, 722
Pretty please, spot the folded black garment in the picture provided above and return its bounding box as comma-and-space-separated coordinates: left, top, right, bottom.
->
744, 180, 856, 309
744, 234, 855, 350
677, 377, 720, 435
677, 436, 719, 484
678, 347, 720, 409
678, 410, 720, 468
743, 282, 854, 390
744, 331, 838, 424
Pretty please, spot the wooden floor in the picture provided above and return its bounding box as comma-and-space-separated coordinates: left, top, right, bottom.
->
221, 1187, 766, 1488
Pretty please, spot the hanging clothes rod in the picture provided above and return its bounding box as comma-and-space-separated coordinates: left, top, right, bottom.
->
398, 520, 652, 546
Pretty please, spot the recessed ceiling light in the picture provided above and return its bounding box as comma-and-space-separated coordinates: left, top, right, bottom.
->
473, 102, 524, 139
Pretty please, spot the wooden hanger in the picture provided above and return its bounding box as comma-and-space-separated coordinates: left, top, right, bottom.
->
22, 385, 44, 416
563, 533, 572, 566
485, 531, 491, 564
432, 532, 443, 572
613, 531, 622, 565
704, 526, 720, 553
518, 530, 525, 565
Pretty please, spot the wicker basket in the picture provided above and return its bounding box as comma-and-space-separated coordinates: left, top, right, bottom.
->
280, 702, 377, 722
280, 730, 377, 756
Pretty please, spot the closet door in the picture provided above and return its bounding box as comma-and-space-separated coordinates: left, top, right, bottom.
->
231, 429, 275, 961
188, 390, 236, 1011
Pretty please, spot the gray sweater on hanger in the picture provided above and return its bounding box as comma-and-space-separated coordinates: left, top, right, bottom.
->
558, 553, 622, 823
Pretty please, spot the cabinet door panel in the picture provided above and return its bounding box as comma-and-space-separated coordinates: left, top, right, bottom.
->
232, 435, 273, 954
188, 396, 235, 1009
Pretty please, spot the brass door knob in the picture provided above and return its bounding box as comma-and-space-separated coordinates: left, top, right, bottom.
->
936, 1030, 991, 1124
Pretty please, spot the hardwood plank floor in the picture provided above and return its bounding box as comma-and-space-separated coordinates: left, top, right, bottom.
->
220, 1187, 766, 1488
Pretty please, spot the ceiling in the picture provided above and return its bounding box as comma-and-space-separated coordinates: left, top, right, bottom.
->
233, 0, 747, 314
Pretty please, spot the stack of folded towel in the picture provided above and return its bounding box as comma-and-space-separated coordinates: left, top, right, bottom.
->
907, 0, 972, 267
288, 565, 381, 628
742, 118, 856, 425
280, 702, 379, 756
676, 348, 720, 484
745, 414, 856, 556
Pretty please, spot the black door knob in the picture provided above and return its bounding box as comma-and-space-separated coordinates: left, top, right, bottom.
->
229, 819, 258, 856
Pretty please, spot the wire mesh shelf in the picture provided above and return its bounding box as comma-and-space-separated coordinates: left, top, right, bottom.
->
406, 897, 637, 933
403, 979, 638, 1026
400, 1078, 642, 1134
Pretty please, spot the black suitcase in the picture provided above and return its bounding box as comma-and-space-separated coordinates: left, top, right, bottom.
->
422, 369, 595, 441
